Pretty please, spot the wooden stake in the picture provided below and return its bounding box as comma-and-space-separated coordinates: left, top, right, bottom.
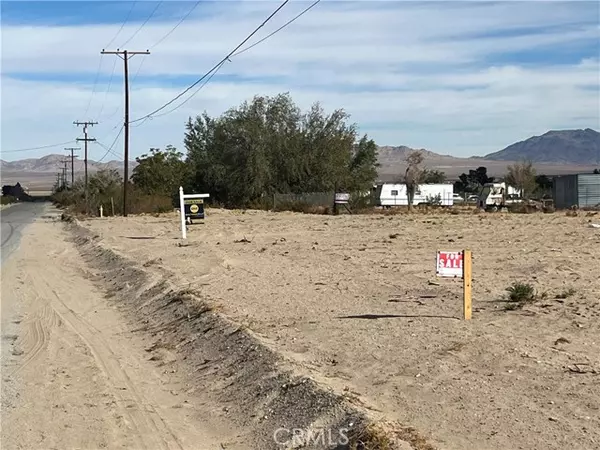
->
463, 249, 472, 320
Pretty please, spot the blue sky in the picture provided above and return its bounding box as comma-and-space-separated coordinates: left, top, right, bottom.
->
1, 0, 599, 162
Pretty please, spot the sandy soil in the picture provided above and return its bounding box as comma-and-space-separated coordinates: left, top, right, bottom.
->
80, 208, 600, 450
1, 214, 248, 449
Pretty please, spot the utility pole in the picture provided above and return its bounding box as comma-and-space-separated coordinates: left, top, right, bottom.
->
65, 147, 80, 187
101, 48, 150, 217
61, 159, 69, 189
74, 121, 98, 209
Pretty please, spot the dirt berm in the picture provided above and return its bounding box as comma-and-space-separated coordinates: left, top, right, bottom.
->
66, 218, 434, 450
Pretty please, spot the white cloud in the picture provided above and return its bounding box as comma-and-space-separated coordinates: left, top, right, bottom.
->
1, 0, 599, 161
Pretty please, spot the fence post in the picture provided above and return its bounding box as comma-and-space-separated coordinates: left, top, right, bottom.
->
179, 186, 187, 239
333, 184, 338, 215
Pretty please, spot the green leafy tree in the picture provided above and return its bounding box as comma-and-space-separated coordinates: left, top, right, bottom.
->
454, 166, 493, 194
89, 169, 122, 198
534, 174, 553, 198
420, 169, 446, 184
131, 146, 187, 197
184, 93, 378, 208
505, 160, 537, 199
347, 135, 379, 192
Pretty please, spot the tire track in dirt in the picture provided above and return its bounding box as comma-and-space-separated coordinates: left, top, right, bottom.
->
1, 222, 15, 248
8, 304, 61, 377
28, 269, 185, 450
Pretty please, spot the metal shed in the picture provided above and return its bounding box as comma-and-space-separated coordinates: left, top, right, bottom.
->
553, 174, 600, 209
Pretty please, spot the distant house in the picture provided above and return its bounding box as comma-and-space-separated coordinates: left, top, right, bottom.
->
553, 174, 600, 209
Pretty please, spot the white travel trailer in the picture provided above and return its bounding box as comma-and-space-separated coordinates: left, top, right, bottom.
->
373, 183, 454, 207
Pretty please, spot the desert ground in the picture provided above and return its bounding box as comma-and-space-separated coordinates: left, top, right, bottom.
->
73, 207, 600, 450
1, 207, 251, 449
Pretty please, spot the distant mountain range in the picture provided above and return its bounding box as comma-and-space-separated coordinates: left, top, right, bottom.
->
2, 129, 598, 188
0, 154, 136, 173
484, 128, 599, 164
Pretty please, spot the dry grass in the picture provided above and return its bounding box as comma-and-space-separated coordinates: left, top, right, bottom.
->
348, 422, 437, 450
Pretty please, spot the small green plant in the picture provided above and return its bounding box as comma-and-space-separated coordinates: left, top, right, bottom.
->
556, 288, 576, 299
425, 193, 442, 206
505, 282, 536, 309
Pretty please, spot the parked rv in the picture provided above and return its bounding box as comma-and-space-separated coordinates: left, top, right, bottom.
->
477, 182, 522, 210
373, 183, 455, 207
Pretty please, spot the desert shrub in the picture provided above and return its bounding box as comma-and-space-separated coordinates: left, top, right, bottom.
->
508, 203, 539, 214
505, 282, 536, 309
425, 193, 442, 206
556, 288, 576, 299
127, 192, 173, 215
52, 170, 174, 216
273, 199, 330, 215
1, 195, 17, 205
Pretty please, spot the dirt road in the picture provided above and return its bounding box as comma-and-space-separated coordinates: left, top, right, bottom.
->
1, 208, 247, 449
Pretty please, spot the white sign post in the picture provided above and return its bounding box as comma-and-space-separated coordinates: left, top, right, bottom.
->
179, 186, 209, 240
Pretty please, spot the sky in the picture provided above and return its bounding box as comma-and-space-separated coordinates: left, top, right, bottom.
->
1, 0, 599, 163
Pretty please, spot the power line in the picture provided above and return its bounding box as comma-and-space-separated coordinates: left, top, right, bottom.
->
232, 0, 320, 58
150, 60, 226, 119
150, 0, 202, 49
105, 1, 138, 49
84, 1, 137, 120
97, 56, 119, 118
148, 2, 321, 120
95, 140, 122, 160
120, 1, 163, 48
2, 140, 76, 154
131, 53, 148, 84
83, 57, 103, 119
129, 0, 291, 124
97, 126, 124, 163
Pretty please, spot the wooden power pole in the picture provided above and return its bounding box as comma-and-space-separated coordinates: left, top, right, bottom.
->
101, 48, 150, 217
61, 159, 69, 189
74, 121, 97, 207
65, 147, 80, 187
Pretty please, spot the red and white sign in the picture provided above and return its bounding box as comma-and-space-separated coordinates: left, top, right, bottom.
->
436, 251, 463, 278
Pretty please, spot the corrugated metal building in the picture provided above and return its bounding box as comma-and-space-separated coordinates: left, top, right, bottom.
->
553, 174, 600, 209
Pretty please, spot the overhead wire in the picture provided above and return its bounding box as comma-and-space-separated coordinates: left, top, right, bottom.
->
84, 1, 137, 120
149, 60, 226, 119
2, 140, 77, 154
105, 1, 138, 49
98, 1, 167, 121
231, 0, 320, 58
131, 53, 148, 84
120, 1, 163, 48
96, 126, 124, 162
150, 0, 202, 49
95, 141, 122, 160
129, 0, 292, 124
82, 57, 104, 119
97, 57, 119, 118
148, 0, 321, 119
